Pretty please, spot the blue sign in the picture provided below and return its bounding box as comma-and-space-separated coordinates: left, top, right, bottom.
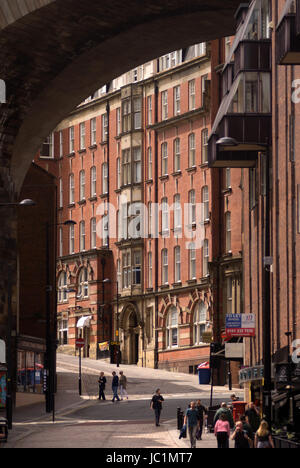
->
226, 314, 242, 329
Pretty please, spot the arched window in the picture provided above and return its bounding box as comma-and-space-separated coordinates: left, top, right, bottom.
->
174, 138, 180, 172
161, 142, 168, 176
69, 173, 75, 204
78, 268, 89, 298
91, 218, 97, 249
202, 186, 209, 221
162, 249, 168, 285
188, 133, 196, 167
174, 246, 181, 283
79, 221, 86, 252
166, 306, 178, 349
79, 170, 86, 201
194, 302, 207, 345
58, 271, 68, 303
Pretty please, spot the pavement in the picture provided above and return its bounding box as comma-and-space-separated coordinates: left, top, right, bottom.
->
0, 354, 242, 449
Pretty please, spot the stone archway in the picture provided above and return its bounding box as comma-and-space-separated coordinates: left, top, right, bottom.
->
121, 305, 140, 365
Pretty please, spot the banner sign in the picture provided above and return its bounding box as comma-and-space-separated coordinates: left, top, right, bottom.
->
226, 314, 256, 337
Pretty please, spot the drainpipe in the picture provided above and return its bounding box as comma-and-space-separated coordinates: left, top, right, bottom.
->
154, 81, 159, 370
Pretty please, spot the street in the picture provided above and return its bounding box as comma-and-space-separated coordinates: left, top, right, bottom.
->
2, 354, 243, 449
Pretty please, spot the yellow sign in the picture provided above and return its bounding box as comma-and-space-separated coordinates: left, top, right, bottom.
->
98, 341, 110, 352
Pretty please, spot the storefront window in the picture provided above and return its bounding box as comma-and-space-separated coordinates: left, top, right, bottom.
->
17, 350, 44, 395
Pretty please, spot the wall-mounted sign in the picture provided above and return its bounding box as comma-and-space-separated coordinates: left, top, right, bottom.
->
225, 343, 244, 359
239, 365, 264, 384
226, 314, 256, 337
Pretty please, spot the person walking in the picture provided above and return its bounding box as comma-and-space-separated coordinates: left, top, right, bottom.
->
98, 372, 107, 401
214, 402, 234, 429
254, 421, 274, 449
150, 389, 164, 427
196, 399, 208, 440
111, 371, 120, 402
184, 401, 200, 449
119, 371, 128, 400
232, 421, 251, 449
245, 402, 261, 433
214, 413, 231, 449
240, 415, 254, 443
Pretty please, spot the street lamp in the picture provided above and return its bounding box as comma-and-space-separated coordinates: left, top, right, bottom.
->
100, 279, 120, 367
45, 219, 76, 422
0, 198, 36, 430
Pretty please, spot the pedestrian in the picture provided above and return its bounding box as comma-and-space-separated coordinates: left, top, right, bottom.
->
119, 371, 129, 400
214, 402, 234, 429
196, 399, 208, 440
98, 372, 107, 401
111, 371, 120, 402
232, 421, 251, 449
254, 421, 274, 449
245, 402, 261, 433
184, 401, 200, 449
240, 415, 254, 443
150, 389, 164, 427
214, 413, 231, 449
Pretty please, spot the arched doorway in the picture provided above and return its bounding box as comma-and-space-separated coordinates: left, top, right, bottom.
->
122, 306, 140, 365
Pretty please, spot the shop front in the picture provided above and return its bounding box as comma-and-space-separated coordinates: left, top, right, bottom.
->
272, 362, 300, 447
239, 365, 264, 412
17, 336, 46, 396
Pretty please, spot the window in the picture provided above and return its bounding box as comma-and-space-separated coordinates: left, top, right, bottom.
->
79, 221, 86, 252
117, 157, 121, 189
225, 212, 232, 253
116, 107, 121, 136
69, 224, 75, 254
166, 306, 178, 348
59, 227, 63, 258
59, 178, 63, 209
189, 190, 196, 225
117, 259, 122, 290
122, 99, 131, 133
79, 122, 86, 150
121, 203, 129, 240
102, 163, 108, 194
174, 138, 181, 172
147, 96, 152, 125
189, 243, 196, 280
174, 194, 182, 230
161, 197, 169, 233
194, 302, 207, 345
59, 131, 63, 157
174, 246, 181, 283
133, 97, 142, 130
189, 80, 196, 110
133, 147, 142, 183
58, 272, 68, 303
78, 268, 89, 298
201, 129, 208, 164
102, 216, 109, 247
195, 42, 206, 57
148, 147, 153, 180
122, 149, 131, 186
189, 133, 196, 167
90, 118, 97, 146
148, 252, 153, 288
69, 126, 75, 153
102, 113, 108, 142
203, 239, 209, 277
174, 86, 181, 115
58, 319, 68, 346
202, 186, 209, 221
122, 252, 131, 289
90, 166, 97, 197
69, 174, 75, 204
161, 142, 168, 176
91, 218, 97, 249
159, 50, 182, 71
225, 168, 231, 189
133, 251, 142, 285
162, 90, 168, 120
226, 277, 233, 314
229, 72, 271, 114
79, 170, 86, 201
40, 134, 54, 158
162, 249, 168, 284
201, 75, 208, 107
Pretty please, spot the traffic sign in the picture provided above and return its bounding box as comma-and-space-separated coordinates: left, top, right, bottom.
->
75, 338, 85, 349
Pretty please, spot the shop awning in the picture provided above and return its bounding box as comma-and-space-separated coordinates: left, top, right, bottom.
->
76, 316, 92, 329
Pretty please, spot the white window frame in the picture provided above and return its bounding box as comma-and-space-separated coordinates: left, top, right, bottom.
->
166, 306, 179, 349
189, 80, 196, 111
80, 122, 86, 150
91, 118, 97, 146
90, 166, 97, 197
79, 221, 86, 252
79, 170, 86, 201
194, 301, 207, 345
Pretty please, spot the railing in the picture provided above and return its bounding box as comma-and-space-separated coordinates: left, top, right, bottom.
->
273, 436, 300, 449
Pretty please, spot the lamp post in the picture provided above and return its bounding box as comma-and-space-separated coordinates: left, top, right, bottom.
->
99, 279, 120, 367
0, 199, 36, 430
45, 219, 76, 422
